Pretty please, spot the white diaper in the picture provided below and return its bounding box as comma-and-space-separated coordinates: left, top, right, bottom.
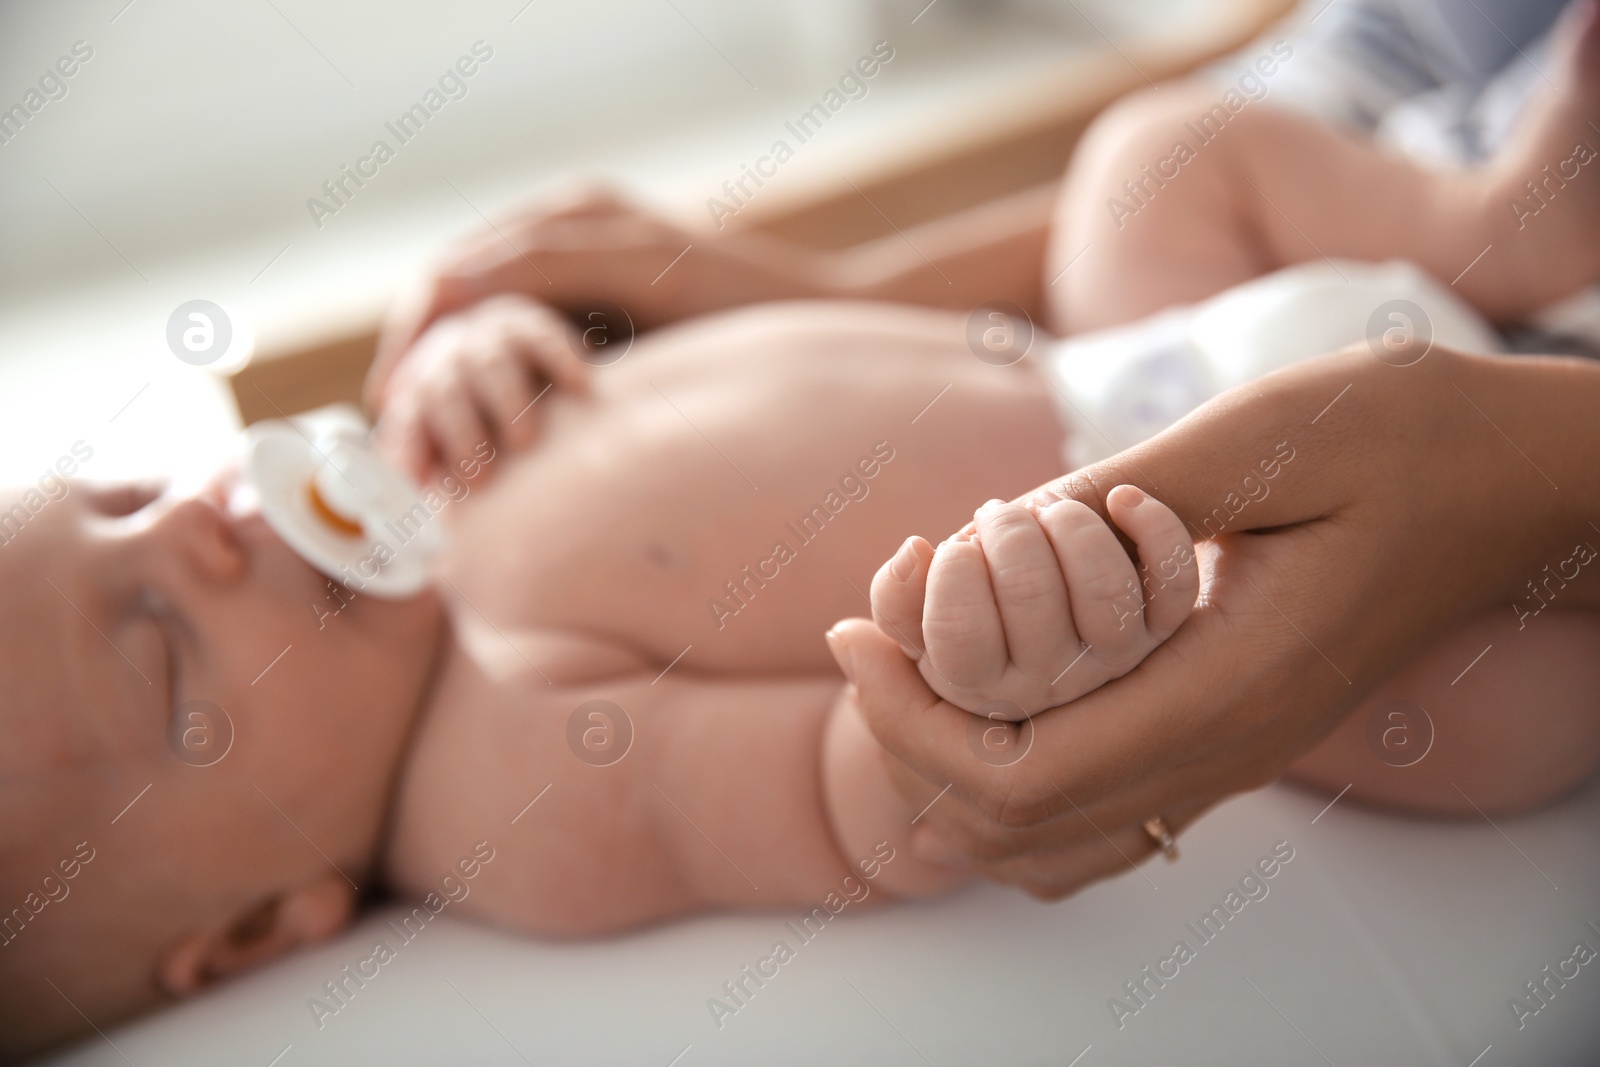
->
1044, 260, 1503, 469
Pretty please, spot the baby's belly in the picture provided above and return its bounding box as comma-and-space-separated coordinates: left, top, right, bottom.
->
438, 300, 1067, 675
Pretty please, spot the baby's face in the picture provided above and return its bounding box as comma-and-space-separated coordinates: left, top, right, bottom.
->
0, 469, 441, 1055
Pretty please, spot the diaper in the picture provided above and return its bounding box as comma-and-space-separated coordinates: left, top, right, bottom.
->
1530, 285, 1600, 355
1044, 260, 1503, 469
240, 405, 445, 598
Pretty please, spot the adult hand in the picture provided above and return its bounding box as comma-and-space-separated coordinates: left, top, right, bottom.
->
367, 185, 835, 414
828, 342, 1600, 898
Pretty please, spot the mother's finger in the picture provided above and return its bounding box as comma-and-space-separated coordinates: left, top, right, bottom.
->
835, 598, 1316, 831
971, 801, 1210, 901
889, 730, 1260, 866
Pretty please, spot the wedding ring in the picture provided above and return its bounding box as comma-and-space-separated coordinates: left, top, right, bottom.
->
1142, 816, 1179, 862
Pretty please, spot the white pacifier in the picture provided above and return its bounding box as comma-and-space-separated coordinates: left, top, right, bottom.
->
241, 406, 444, 598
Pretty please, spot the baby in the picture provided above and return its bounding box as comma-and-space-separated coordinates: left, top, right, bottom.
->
5, 3, 1599, 1060
0, 294, 1189, 1057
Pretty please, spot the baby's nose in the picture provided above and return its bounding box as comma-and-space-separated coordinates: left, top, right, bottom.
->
148, 493, 248, 586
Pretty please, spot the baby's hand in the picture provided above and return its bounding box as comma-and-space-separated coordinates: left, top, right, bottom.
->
371, 186, 693, 396
375, 294, 589, 482
869, 485, 1199, 719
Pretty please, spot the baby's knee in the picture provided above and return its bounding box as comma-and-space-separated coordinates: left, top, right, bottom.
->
1068, 82, 1229, 189
1050, 78, 1262, 302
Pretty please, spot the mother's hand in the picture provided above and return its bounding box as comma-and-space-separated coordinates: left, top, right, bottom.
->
828, 342, 1600, 898
367, 185, 833, 414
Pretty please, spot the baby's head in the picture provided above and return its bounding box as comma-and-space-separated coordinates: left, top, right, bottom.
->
0, 471, 442, 1059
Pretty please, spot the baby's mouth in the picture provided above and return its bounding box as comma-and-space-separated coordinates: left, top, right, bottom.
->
199, 461, 308, 570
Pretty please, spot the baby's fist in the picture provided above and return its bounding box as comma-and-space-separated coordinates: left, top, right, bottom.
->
376, 294, 589, 482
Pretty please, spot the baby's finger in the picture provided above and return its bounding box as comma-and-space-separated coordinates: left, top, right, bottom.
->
421, 381, 490, 477
464, 346, 542, 450
871, 536, 934, 660
503, 312, 589, 394
376, 397, 436, 484
972, 500, 1077, 680
923, 538, 1008, 691
370, 271, 484, 410
1106, 485, 1199, 640
1036, 499, 1143, 669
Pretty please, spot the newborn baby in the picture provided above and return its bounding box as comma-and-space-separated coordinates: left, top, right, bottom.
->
7, 291, 1597, 1062
0, 295, 1200, 1057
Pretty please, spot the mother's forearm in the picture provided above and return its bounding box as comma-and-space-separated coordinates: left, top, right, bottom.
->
834, 184, 1055, 322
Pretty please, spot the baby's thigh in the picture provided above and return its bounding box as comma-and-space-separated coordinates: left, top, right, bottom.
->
1288, 610, 1600, 815
1045, 81, 1266, 331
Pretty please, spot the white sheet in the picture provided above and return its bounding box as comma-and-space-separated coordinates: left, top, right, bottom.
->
40, 777, 1600, 1066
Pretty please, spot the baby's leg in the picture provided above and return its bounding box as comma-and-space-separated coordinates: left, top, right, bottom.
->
1290, 609, 1600, 815
1048, 4, 1600, 334
868, 485, 1199, 719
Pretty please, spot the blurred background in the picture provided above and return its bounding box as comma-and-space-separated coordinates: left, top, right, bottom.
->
0, 0, 1214, 485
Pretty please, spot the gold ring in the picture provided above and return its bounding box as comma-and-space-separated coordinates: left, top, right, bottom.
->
1142, 817, 1179, 862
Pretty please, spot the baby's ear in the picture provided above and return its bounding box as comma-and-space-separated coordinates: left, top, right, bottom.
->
157, 873, 354, 996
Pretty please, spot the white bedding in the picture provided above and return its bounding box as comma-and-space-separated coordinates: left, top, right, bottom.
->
41, 777, 1600, 1066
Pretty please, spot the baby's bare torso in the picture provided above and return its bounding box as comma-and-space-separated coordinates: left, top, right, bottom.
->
384, 301, 1065, 920
437, 301, 1065, 676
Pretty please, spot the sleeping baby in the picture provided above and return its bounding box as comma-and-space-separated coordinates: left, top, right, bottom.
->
0, 294, 1191, 1057
5, 1, 1599, 1059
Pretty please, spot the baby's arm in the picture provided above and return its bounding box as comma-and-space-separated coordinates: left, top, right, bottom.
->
404, 649, 959, 938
